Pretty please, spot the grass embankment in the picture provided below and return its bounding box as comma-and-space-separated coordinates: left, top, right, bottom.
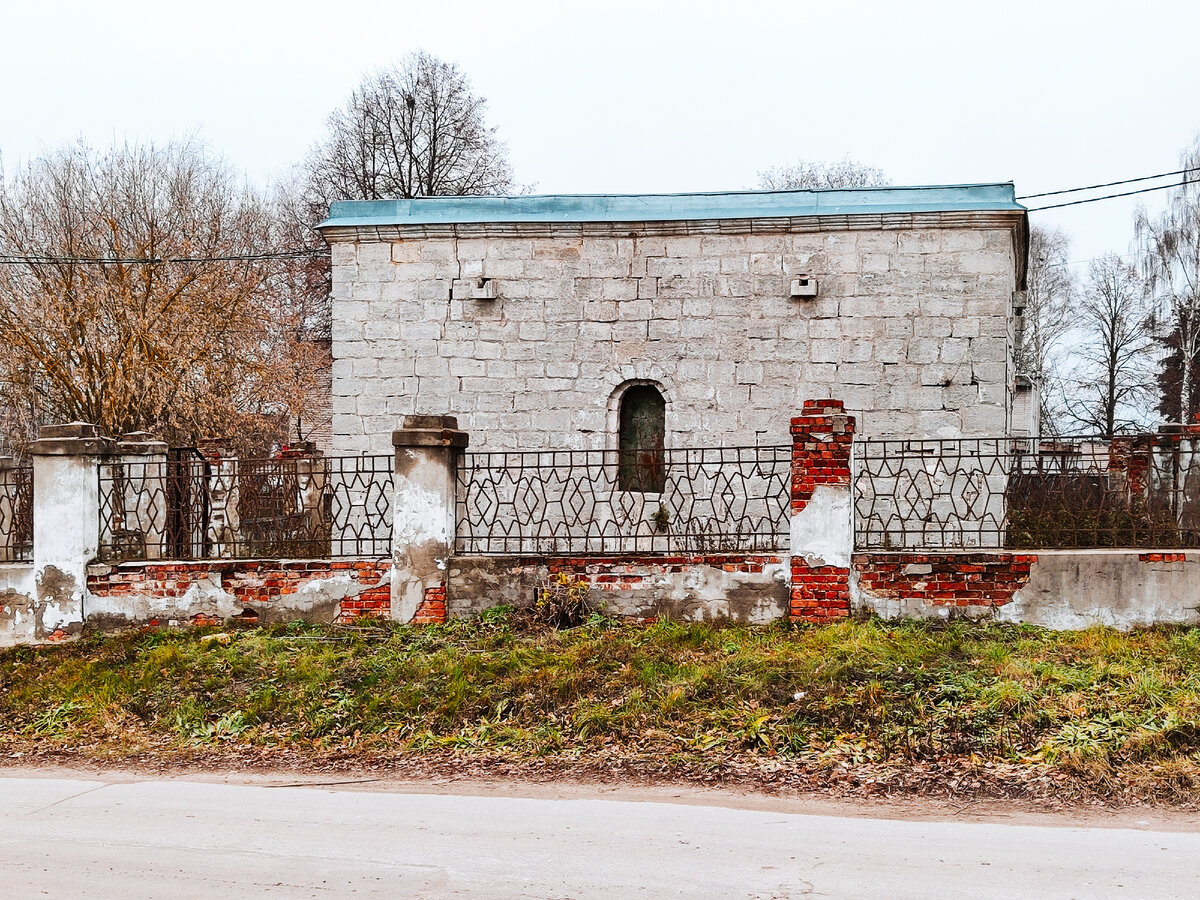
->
3, 613, 1200, 803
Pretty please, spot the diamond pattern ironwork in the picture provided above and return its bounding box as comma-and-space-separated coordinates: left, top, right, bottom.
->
454, 445, 791, 555
99, 454, 393, 561
854, 435, 1200, 550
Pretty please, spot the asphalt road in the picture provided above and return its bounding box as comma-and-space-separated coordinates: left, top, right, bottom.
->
1, 774, 1198, 898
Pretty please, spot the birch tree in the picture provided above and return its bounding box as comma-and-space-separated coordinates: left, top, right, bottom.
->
1137, 138, 1200, 424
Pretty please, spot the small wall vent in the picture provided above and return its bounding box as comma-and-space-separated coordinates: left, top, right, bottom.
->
471, 277, 498, 300
789, 275, 818, 299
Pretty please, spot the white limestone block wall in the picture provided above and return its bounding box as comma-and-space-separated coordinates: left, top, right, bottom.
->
328, 218, 1020, 454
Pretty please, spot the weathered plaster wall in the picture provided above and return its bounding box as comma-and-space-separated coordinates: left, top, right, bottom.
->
448, 554, 789, 623
85, 560, 391, 627
0, 564, 38, 647
31, 430, 106, 641
328, 219, 1020, 454
854, 550, 1200, 630
998, 551, 1200, 630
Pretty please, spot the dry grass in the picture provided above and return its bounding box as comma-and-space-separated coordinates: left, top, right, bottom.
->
4, 612, 1200, 802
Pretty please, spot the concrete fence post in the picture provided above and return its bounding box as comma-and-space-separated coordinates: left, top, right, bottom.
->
30, 422, 112, 640
789, 400, 856, 624
391, 415, 469, 624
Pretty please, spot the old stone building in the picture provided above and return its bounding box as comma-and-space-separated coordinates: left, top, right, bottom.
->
319, 185, 1028, 453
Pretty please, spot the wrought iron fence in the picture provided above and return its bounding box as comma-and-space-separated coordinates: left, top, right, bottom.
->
0, 464, 33, 562
455, 445, 791, 555
98, 454, 393, 562
855, 434, 1200, 550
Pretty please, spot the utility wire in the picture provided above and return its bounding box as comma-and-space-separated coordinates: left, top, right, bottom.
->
0, 249, 327, 266
1026, 180, 1195, 211
1016, 169, 1192, 200
4, 168, 1200, 253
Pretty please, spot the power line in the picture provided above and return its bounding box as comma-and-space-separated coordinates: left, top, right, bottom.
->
0, 249, 328, 266
3, 168, 1199, 250
1016, 169, 1192, 200
1026, 180, 1194, 212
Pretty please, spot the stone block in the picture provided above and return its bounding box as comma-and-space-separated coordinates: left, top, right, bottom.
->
414, 356, 449, 377
450, 358, 486, 377
906, 339, 941, 364
843, 340, 875, 363
914, 317, 953, 338
735, 362, 764, 385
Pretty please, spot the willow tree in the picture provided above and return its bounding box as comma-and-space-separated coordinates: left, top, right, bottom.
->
0, 140, 321, 452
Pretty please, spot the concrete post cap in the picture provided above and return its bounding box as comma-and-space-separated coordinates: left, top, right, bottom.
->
393, 415, 469, 449
38, 422, 100, 440
31, 422, 114, 456
403, 415, 460, 429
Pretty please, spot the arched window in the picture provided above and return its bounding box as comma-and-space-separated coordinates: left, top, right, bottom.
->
618, 385, 666, 492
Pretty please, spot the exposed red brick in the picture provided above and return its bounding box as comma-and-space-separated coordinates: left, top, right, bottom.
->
86, 559, 393, 626
853, 552, 1035, 607
788, 400, 855, 624
1140, 552, 1187, 563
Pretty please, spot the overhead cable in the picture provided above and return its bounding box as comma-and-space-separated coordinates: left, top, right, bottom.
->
0, 248, 327, 266
1016, 169, 1192, 200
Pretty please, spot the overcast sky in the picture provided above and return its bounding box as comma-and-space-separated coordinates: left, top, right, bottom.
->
4, 0, 1198, 274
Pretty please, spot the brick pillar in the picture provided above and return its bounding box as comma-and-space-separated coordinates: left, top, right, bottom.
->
391, 415, 468, 624
789, 400, 856, 624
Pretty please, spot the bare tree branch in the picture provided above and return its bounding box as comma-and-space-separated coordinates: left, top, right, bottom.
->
1136, 136, 1200, 424
0, 140, 321, 453
1058, 255, 1155, 436
756, 157, 890, 191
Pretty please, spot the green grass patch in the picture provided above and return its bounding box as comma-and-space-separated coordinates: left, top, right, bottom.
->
4, 614, 1200, 799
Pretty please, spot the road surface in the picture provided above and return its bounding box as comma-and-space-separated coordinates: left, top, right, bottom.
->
0, 772, 1197, 898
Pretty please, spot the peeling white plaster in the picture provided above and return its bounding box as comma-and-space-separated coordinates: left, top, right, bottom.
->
394, 480, 450, 546
790, 485, 852, 569
40, 599, 74, 631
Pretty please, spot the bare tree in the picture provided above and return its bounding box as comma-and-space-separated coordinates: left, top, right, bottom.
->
1137, 137, 1200, 424
1061, 255, 1155, 436
757, 156, 890, 190
1017, 225, 1075, 430
291, 51, 519, 350
304, 51, 516, 207
0, 140, 321, 453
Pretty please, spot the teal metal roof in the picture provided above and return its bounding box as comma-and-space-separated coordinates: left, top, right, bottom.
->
318, 184, 1024, 229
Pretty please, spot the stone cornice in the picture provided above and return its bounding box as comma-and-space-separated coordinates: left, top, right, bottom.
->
320, 209, 1027, 244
